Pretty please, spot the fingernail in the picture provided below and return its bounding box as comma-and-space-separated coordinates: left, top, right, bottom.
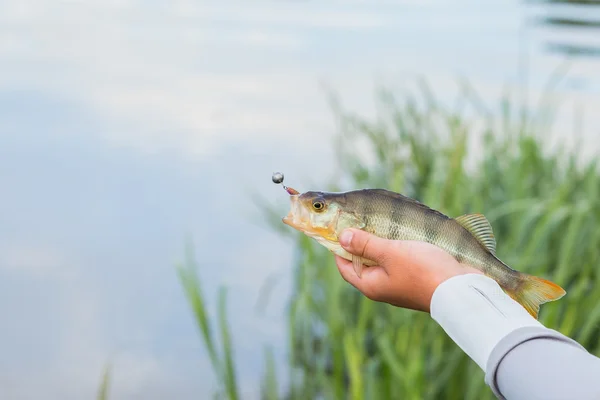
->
340, 230, 353, 247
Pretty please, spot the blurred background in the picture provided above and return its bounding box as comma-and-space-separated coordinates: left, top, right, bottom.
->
1, 1, 599, 399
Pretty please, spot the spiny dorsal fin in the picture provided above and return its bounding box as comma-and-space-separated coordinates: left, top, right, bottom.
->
454, 213, 497, 254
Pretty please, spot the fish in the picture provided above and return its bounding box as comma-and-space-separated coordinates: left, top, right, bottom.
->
281, 187, 566, 319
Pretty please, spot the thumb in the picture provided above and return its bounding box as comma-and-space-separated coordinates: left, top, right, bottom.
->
339, 228, 394, 265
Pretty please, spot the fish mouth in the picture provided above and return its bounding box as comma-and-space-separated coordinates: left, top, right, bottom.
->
281, 212, 297, 228
282, 195, 338, 242
281, 213, 295, 227
282, 195, 306, 230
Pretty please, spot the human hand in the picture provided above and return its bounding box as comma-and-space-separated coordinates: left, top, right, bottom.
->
335, 228, 483, 313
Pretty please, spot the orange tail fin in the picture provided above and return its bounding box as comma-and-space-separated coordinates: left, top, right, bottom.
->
508, 274, 566, 319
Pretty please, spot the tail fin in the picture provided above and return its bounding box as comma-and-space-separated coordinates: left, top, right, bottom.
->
508, 274, 566, 319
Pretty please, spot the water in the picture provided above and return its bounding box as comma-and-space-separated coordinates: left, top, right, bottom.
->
526, 0, 599, 55
0, 1, 598, 399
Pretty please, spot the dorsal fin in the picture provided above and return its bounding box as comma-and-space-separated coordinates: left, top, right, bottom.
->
454, 213, 497, 254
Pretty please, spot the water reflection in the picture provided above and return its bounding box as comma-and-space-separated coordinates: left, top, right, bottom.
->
530, 0, 600, 4
546, 43, 600, 57
527, 0, 600, 58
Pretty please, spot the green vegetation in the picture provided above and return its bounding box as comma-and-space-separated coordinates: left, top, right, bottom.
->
178, 80, 600, 399
96, 364, 111, 400
178, 246, 240, 400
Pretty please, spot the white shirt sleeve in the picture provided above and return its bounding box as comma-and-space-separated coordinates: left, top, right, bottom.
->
429, 273, 544, 370
429, 273, 600, 400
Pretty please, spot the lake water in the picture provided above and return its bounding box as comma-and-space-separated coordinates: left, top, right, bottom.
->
0, 1, 598, 399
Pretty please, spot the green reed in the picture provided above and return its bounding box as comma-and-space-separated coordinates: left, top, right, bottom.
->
178, 81, 600, 399
178, 245, 239, 400
96, 364, 111, 400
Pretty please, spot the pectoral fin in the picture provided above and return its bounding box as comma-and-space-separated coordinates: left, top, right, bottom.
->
352, 255, 365, 278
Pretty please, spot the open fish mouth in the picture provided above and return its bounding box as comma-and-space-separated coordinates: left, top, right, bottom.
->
282, 194, 316, 234
281, 212, 298, 229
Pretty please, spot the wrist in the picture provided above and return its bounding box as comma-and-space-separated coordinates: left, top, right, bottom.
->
425, 268, 483, 312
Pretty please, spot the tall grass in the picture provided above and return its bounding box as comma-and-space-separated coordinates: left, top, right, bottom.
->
178, 82, 600, 399
96, 364, 111, 400
178, 245, 239, 400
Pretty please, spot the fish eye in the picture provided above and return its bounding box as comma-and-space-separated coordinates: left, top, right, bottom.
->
312, 200, 325, 211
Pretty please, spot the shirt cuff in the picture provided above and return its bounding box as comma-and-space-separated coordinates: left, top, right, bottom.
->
484, 326, 587, 399
429, 273, 544, 371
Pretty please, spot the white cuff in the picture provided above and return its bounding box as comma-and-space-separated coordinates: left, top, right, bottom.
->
430, 273, 544, 371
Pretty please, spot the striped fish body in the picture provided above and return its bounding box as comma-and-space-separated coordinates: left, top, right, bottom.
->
282, 188, 565, 319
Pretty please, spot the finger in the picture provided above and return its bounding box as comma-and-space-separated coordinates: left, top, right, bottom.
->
335, 255, 355, 283
335, 255, 388, 301
338, 229, 400, 268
